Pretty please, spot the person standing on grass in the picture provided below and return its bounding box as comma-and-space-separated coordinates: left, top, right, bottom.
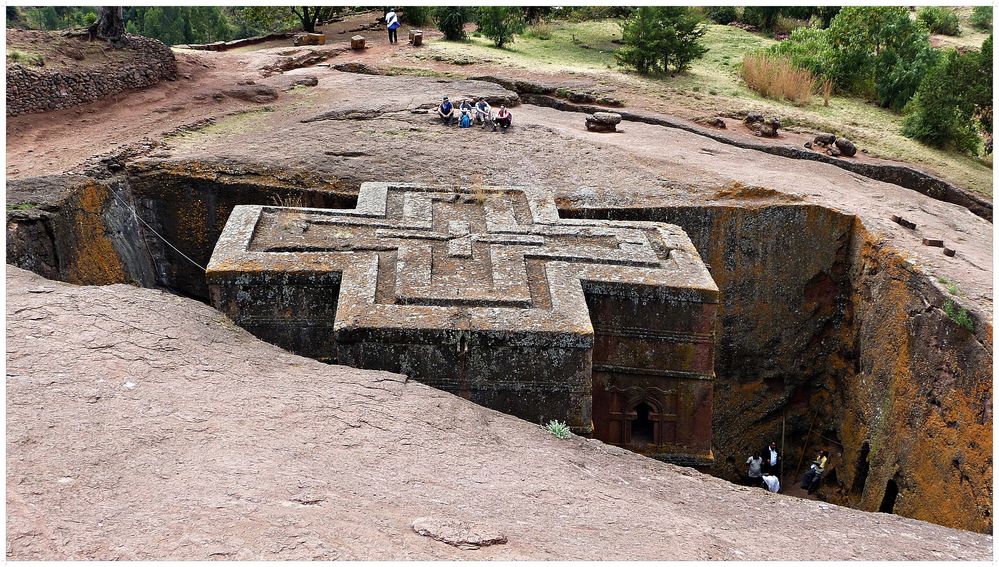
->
386, 8, 400, 44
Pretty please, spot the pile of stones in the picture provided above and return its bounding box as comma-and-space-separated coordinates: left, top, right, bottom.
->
585, 112, 622, 133
805, 133, 857, 157
6, 35, 176, 117
744, 112, 780, 137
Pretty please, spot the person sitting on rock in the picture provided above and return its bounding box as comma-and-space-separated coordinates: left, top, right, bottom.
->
459, 99, 473, 116
801, 450, 829, 494
474, 97, 493, 128
495, 105, 512, 130
437, 96, 454, 126
459, 108, 472, 128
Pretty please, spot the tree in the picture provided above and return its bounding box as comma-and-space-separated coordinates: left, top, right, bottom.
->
741, 6, 782, 32
902, 39, 992, 153
238, 6, 340, 34
475, 6, 525, 48
90, 6, 125, 44
433, 6, 473, 41
615, 6, 707, 75
827, 6, 935, 110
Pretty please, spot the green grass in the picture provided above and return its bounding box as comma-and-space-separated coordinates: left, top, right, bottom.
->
6, 202, 38, 211
7, 48, 44, 67
424, 20, 990, 197
167, 107, 275, 141
927, 6, 991, 51
943, 300, 975, 332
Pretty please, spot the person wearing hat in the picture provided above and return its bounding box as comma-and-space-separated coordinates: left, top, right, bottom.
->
437, 96, 454, 126
385, 8, 400, 44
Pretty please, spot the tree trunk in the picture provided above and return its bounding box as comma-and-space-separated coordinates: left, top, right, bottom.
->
89, 6, 125, 45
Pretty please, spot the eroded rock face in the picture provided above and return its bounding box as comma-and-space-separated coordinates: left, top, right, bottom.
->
6, 265, 992, 560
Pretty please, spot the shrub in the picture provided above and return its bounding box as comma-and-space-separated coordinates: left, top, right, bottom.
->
432, 6, 473, 41
902, 41, 991, 153
7, 49, 44, 66
522, 20, 553, 40
544, 420, 572, 439
742, 6, 782, 32
706, 6, 738, 25
827, 6, 936, 111
616, 6, 707, 75
741, 53, 816, 105
402, 6, 432, 27
970, 6, 992, 31
942, 300, 975, 332
766, 26, 834, 79
475, 6, 524, 48
917, 6, 960, 36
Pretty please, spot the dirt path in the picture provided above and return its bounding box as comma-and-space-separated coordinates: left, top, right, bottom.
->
6, 266, 992, 560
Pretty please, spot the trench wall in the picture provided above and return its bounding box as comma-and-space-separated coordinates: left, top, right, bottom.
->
566, 204, 992, 533
5, 171, 992, 532
6, 35, 177, 117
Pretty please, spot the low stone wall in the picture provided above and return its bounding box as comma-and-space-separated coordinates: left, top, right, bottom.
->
6, 35, 177, 117
177, 32, 292, 52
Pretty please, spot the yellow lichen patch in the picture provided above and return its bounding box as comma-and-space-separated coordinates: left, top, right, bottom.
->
64, 181, 126, 285
709, 181, 803, 203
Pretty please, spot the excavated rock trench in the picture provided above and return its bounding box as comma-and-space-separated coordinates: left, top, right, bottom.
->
6, 159, 991, 535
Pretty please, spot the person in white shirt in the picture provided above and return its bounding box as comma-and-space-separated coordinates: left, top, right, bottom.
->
473, 98, 493, 128
761, 441, 780, 477
746, 453, 763, 486
385, 8, 400, 44
762, 474, 780, 493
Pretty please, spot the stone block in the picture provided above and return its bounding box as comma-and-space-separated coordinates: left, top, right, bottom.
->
207, 183, 719, 464
350, 35, 366, 50
409, 30, 423, 46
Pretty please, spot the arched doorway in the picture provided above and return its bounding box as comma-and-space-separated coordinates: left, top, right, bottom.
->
631, 402, 655, 445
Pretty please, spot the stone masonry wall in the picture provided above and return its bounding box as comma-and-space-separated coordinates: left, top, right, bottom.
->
6, 35, 177, 117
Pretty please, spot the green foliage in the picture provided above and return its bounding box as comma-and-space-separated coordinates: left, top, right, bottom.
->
6, 6, 24, 28
6, 202, 38, 211
917, 6, 960, 36
616, 6, 707, 75
475, 6, 525, 48
903, 36, 992, 153
522, 20, 553, 41
402, 6, 432, 27
433, 6, 473, 41
123, 6, 233, 45
942, 300, 975, 332
555, 6, 634, 22
706, 6, 738, 25
827, 7, 935, 111
766, 27, 834, 79
544, 420, 572, 439
970, 6, 992, 31
17, 6, 96, 30
7, 48, 44, 66
741, 6, 782, 32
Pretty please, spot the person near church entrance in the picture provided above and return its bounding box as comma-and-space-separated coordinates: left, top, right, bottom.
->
746, 452, 763, 486
762, 441, 780, 476
801, 450, 829, 494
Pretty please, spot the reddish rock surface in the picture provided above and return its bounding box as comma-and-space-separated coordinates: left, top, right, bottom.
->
5, 267, 992, 560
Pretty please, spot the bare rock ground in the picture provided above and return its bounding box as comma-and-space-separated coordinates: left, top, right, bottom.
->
5, 266, 992, 560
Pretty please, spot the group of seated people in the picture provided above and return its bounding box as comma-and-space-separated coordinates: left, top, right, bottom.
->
436, 96, 512, 131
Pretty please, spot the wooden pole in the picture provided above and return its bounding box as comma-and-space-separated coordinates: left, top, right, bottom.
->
793, 418, 815, 483
780, 411, 786, 480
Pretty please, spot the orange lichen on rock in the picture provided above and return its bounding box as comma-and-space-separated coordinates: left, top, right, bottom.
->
64, 181, 126, 285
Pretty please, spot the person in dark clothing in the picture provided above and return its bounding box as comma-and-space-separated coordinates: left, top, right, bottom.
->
761, 441, 781, 477
437, 96, 454, 125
